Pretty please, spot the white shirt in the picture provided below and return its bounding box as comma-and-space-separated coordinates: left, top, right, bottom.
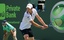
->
19, 8, 38, 30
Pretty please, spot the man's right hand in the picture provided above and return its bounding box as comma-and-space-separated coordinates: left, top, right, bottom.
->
44, 24, 48, 29
41, 26, 46, 30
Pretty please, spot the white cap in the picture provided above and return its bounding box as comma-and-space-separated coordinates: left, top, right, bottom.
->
26, 3, 33, 9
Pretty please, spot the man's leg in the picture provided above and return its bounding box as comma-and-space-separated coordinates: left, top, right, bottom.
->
24, 34, 29, 40
23, 34, 34, 40
12, 29, 17, 40
20, 28, 34, 40
3, 32, 10, 40
29, 37, 35, 40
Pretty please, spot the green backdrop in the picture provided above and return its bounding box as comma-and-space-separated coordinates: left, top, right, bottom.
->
0, 0, 64, 40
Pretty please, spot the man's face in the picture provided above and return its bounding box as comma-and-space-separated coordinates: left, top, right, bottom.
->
26, 8, 32, 14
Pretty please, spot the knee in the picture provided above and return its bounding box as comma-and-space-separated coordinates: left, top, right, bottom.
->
13, 34, 16, 37
29, 37, 35, 40
3, 34, 7, 37
24, 34, 29, 40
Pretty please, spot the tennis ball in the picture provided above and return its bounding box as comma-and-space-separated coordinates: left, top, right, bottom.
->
54, 18, 62, 26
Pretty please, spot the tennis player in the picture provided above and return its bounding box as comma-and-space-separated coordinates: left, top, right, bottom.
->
19, 3, 48, 40
2, 20, 17, 40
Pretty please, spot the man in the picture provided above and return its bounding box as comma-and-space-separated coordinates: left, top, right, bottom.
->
19, 3, 48, 40
2, 20, 17, 40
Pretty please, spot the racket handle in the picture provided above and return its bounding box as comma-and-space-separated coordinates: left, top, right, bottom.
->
48, 23, 53, 27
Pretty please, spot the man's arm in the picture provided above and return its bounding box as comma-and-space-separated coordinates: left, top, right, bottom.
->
36, 13, 48, 28
30, 20, 45, 29
10, 30, 14, 35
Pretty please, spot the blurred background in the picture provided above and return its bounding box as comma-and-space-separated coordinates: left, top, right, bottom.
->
0, 0, 64, 40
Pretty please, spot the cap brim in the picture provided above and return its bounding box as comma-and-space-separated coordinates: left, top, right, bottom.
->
26, 6, 32, 9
